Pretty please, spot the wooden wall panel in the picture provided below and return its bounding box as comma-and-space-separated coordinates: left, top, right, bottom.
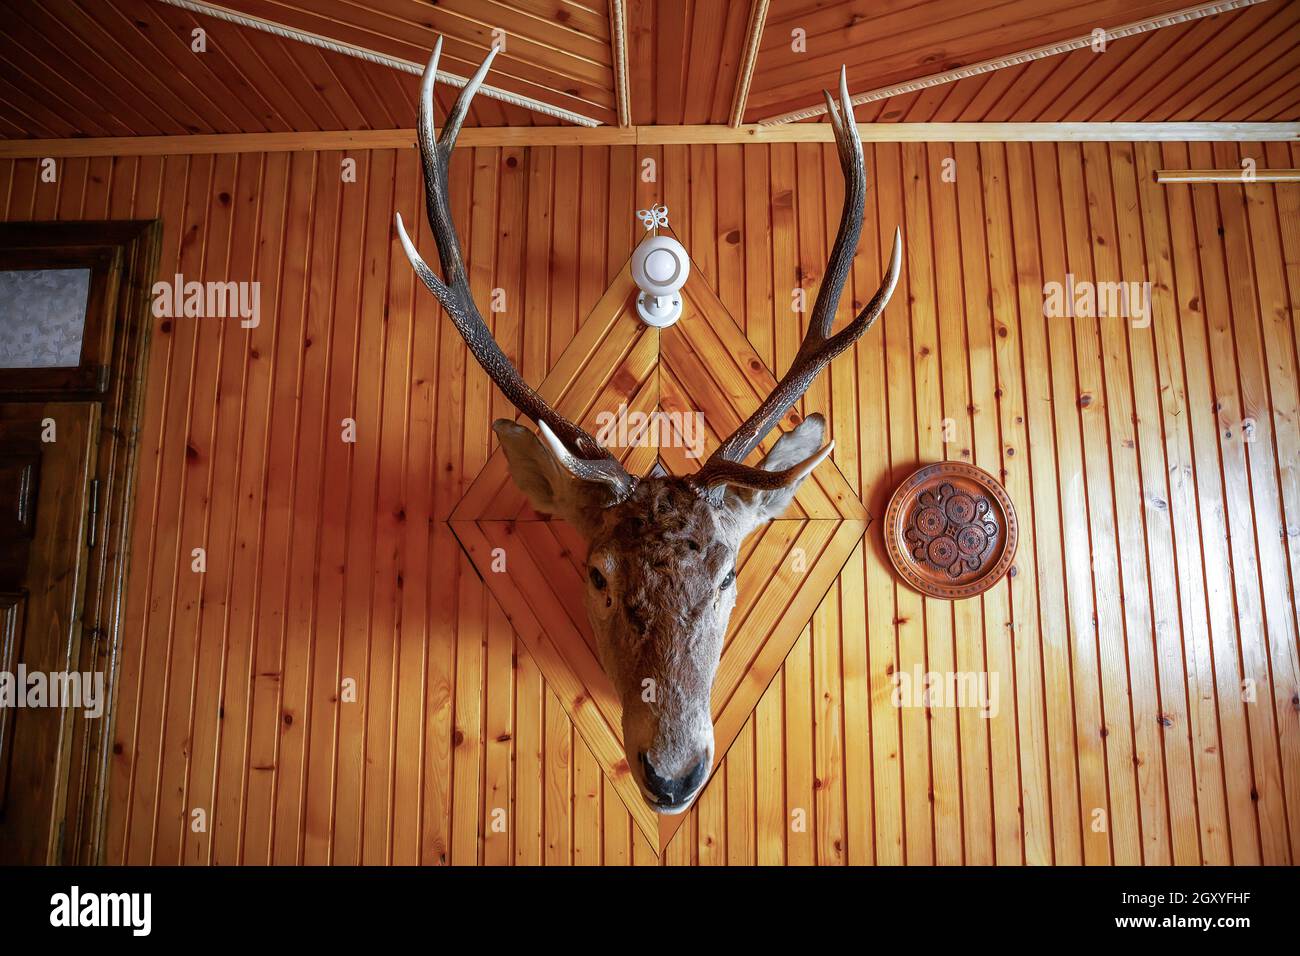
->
1, 139, 1296, 865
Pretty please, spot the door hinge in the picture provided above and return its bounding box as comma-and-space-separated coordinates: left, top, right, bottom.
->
87, 478, 99, 549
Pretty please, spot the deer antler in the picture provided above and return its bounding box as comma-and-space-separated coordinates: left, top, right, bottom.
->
688, 68, 901, 498
395, 39, 636, 501
690, 439, 836, 492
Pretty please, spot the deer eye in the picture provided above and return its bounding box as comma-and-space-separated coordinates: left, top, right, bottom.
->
720, 568, 736, 590
589, 566, 607, 590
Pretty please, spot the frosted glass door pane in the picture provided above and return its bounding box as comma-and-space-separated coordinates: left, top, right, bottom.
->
0, 268, 92, 368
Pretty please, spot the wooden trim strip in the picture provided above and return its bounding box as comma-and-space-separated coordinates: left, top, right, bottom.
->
756, 0, 1270, 125
728, 0, 771, 128
154, 0, 603, 127
3, 122, 1296, 157
609, 0, 632, 127
636, 122, 1300, 143
1156, 167, 1300, 182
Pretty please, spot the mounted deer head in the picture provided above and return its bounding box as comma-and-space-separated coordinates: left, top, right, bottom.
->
396, 39, 900, 814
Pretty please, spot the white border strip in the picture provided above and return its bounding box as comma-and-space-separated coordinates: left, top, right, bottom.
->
757, 0, 1268, 125
155, 0, 603, 127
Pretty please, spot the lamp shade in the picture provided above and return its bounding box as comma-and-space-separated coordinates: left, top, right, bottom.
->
631, 234, 689, 297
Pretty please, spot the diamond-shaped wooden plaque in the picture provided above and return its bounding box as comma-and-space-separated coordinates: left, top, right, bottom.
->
449, 239, 868, 854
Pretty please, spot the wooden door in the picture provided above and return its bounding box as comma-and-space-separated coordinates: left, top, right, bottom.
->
0, 403, 99, 864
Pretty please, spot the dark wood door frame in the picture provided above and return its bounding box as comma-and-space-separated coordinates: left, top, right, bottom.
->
0, 220, 161, 863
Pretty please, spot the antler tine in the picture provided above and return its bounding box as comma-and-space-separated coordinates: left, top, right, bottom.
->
706, 66, 901, 469
412, 35, 491, 292
809, 67, 864, 344
396, 39, 632, 495
690, 440, 835, 494
537, 421, 639, 492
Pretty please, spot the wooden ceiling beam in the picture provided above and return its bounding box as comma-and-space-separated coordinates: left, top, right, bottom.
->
728, 0, 771, 128
4, 122, 1297, 158
756, 0, 1269, 125
153, 0, 603, 126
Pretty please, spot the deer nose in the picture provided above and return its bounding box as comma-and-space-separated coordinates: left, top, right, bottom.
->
640, 752, 708, 806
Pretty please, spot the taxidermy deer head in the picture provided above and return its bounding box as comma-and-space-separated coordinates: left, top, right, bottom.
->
396, 40, 900, 813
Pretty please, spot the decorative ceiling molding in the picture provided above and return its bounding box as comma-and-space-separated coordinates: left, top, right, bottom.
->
153, 0, 603, 127
756, 0, 1270, 125
728, 0, 771, 128
609, 0, 632, 127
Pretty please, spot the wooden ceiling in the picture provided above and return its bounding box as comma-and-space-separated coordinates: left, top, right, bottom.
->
208, 0, 617, 122
830, 0, 1300, 124
0, 0, 1296, 139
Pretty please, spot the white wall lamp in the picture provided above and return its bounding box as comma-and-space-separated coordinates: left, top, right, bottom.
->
631, 204, 690, 328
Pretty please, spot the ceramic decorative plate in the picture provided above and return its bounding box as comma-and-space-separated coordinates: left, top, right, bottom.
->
883, 462, 1018, 600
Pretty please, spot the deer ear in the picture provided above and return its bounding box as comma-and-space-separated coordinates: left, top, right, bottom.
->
722, 413, 827, 523
493, 420, 615, 536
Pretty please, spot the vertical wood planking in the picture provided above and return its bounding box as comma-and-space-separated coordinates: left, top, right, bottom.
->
1, 136, 1294, 867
